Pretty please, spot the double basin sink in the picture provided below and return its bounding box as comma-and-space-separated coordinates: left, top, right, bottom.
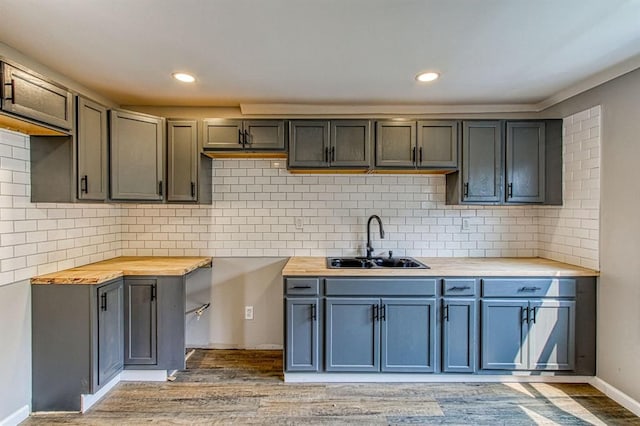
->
327, 257, 429, 269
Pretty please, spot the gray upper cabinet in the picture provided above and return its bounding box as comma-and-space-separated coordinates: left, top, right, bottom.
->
110, 110, 165, 201
376, 120, 458, 169
1, 62, 73, 130
203, 119, 285, 151
375, 121, 417, 168
97, 280, 124, 387
288, 120, 371, 169
288, 121, 329, 168
461, 121, 503, 203
416, 120, 459, 168
506, 122, 545, 203
77, 97, 108, 201
167, 120, 198, 202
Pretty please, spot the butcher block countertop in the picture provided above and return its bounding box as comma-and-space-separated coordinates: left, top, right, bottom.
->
282, 257, 599, 277
31, 256, 213, 285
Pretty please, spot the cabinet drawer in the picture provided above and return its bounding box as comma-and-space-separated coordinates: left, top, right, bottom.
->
325, 278, 437, 296
443, 278, 478, 296
482, 278, 576, 298
285, 278, 320, 295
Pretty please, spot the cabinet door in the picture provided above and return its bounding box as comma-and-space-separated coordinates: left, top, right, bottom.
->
442, 298, 477, 373
243, 120, 285, 150
285, 298, 320, 372
330, 120, 371, 167
1, 63, 73, 130
481, 299, 528, 370
381, 298, 436, 372
124, 279, 157, 365
77, 97, 108, 201
417, 120, 458, 168
97, 280, 124, 387
110, 110, 164, 201
528, 300, 575, 371
506, 122, 545, 203
167, 120, 198, 202
288, 121, 330, 168
325, 298, 380, 372
202, 119, 244, 150
375, 121, 417, 167
462, 121, 502, 203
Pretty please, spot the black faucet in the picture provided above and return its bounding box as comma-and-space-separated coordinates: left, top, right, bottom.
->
366, 215, 385, 259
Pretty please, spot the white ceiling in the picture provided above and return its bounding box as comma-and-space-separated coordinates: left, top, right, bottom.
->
1, 0, 639, 110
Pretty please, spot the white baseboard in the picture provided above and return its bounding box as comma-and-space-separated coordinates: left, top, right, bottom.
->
120, 369, 167, 382
80, 374, 120, 413
0, 405, 30, 426
285, 373, 594, 383
187, 344, 283, 350
590, 377, 640, 416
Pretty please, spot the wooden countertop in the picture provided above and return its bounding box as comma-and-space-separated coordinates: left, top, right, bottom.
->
282, 257, 599, 277
31, 256, 213, 285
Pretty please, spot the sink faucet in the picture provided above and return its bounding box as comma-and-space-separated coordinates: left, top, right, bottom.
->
366, 215, 385, 259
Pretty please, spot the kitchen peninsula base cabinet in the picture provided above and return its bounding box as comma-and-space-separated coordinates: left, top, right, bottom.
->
32, 279, 124, 412
283, 274, 596, 379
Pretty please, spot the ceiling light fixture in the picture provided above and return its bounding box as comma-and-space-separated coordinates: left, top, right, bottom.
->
416, 72, 439, 82
172, 72, 196, 83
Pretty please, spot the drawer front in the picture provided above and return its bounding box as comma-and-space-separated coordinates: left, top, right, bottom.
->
325, 278, 437, 296
285, 278, 320, 295
482, 278, 576, 298
443, 278, 478, 296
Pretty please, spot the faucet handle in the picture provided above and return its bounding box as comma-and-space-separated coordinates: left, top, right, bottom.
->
388, 250, 393, 259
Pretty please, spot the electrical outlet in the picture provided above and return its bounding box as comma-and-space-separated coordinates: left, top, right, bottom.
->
462, 218, 470, 231
295, 217, 304, 230
244, 306, 254, 320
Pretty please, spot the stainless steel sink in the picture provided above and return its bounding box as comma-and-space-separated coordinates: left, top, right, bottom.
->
326, 257, 429, 269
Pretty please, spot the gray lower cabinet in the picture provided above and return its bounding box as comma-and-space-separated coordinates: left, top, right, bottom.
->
288, 120, 371, 169
481, 299, 575, 371
203, 119, 285, 151
110, 109, 165, 201
77, 96, 108, 201
325, 297, 436, 373
285, 297, 321, 371
442, 298, 477, 373
123, 276, 187, 370
1, 61, 73, 130
124, 279, 157, 365
32, 279, 124, 411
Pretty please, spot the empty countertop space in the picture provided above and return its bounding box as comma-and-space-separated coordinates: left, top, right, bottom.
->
31, 256, 213, 285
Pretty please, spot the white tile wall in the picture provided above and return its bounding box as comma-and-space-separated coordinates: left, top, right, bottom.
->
0, 106, 602, 283
121, 161, 539, 258
538, 106, 601, 269
0, 130, 123, 286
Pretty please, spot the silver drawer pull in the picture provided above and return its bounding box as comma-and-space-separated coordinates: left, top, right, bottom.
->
519, 286, 542, 292
449, 285, 471, 291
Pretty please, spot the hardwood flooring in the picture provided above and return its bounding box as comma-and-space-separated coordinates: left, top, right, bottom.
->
24, 350, 639, 425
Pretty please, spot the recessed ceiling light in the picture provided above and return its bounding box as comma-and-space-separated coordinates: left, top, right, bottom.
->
172, 72, 196, 83
416, 72, 439, 82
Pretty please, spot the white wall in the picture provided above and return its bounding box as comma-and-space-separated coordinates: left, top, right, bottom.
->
544, 66, 640, 405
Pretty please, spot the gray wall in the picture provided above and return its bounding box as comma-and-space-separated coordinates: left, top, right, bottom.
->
543, 67, 640, 403
185, 258, 287, 349
0, 280, 31, 421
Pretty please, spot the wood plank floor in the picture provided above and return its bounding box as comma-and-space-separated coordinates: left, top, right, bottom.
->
25, 350, 640, 425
